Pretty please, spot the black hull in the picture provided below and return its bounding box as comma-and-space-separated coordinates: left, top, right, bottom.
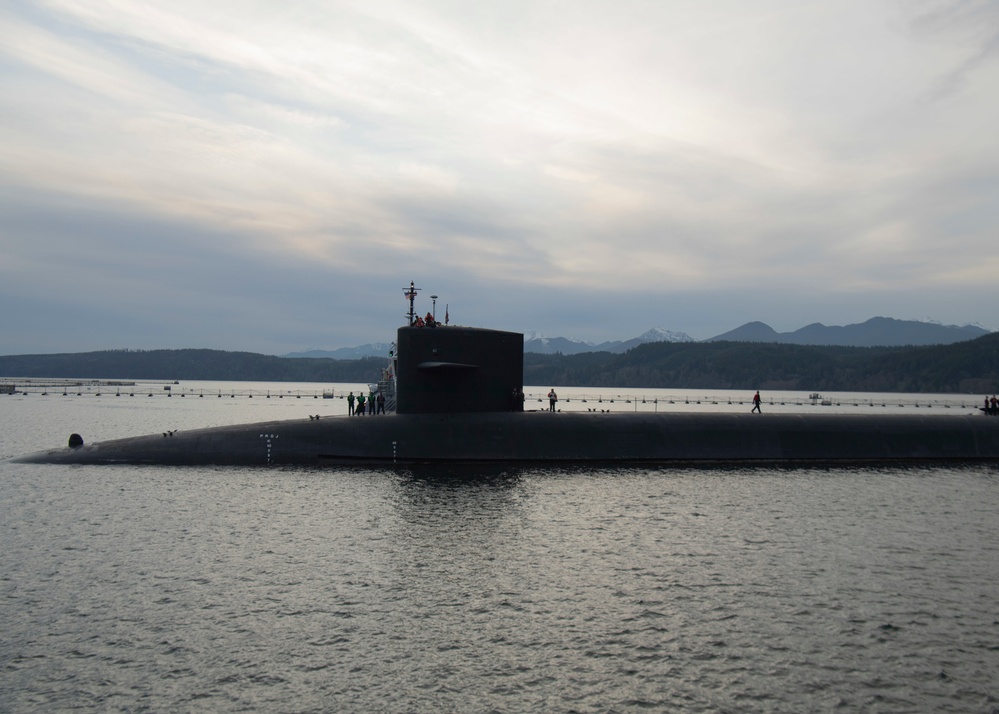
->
13, 411, 999, 466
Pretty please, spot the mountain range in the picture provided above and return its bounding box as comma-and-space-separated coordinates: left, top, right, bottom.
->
521, 328, 695, 355
280, 329, 697, 359
4, 325, 996, 392
706, 317, 989, 347
283, 343, 395, 360
282, 318, 990, 358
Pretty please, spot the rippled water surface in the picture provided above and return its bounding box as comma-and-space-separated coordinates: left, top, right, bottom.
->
2, 386, 999, 712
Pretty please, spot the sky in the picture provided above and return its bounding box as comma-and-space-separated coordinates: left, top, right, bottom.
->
2, 0, 998, 355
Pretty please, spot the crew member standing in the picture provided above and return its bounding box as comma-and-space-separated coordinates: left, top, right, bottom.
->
347, 391, 355, 416
751, 391, 762, 413
548, 388, 558, 412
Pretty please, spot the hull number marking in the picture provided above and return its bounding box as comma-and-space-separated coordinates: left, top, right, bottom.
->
260, 433, 279, 464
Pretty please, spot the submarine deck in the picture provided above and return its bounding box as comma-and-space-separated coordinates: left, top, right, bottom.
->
12, 410, 999, 467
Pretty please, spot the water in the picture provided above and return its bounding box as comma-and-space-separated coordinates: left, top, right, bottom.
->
2, 384, 999, 712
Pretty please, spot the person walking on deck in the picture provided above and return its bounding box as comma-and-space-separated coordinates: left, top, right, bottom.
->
751, 391, 762, 413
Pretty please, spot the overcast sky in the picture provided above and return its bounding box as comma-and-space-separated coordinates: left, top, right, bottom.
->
2, 0, 997, 355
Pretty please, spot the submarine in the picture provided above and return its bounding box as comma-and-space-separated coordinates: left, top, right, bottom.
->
13, 287, 999, 467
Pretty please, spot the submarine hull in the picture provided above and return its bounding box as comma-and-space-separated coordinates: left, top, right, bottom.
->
13, 411, 999, 466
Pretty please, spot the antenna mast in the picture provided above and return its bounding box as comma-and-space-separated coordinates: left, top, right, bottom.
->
403, 281, 421, 326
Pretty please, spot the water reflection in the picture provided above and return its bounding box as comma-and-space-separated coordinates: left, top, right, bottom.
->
395, 463, 527, 486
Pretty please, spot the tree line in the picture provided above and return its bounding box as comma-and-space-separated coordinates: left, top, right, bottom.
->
523, 332, 999, 394
0, 349, 386, 384
2, 332, 997, 393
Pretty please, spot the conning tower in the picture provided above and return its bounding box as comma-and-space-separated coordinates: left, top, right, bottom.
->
394, 326, 523, 414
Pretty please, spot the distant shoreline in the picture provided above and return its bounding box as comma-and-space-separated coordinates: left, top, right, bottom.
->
2, 333, 998, 393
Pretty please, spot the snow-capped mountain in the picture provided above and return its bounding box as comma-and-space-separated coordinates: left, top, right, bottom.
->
635, 327, 694, 343
523, 327, 694, 355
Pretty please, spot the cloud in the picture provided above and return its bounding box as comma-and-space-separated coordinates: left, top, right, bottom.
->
1, 0, 997, 354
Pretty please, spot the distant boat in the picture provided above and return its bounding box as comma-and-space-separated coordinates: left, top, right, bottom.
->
322, 391, 336, 399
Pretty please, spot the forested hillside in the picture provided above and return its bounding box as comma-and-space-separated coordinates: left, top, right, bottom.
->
0, 349, 385, 383
3, 333, 998, 393
523, 332, 999, 393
